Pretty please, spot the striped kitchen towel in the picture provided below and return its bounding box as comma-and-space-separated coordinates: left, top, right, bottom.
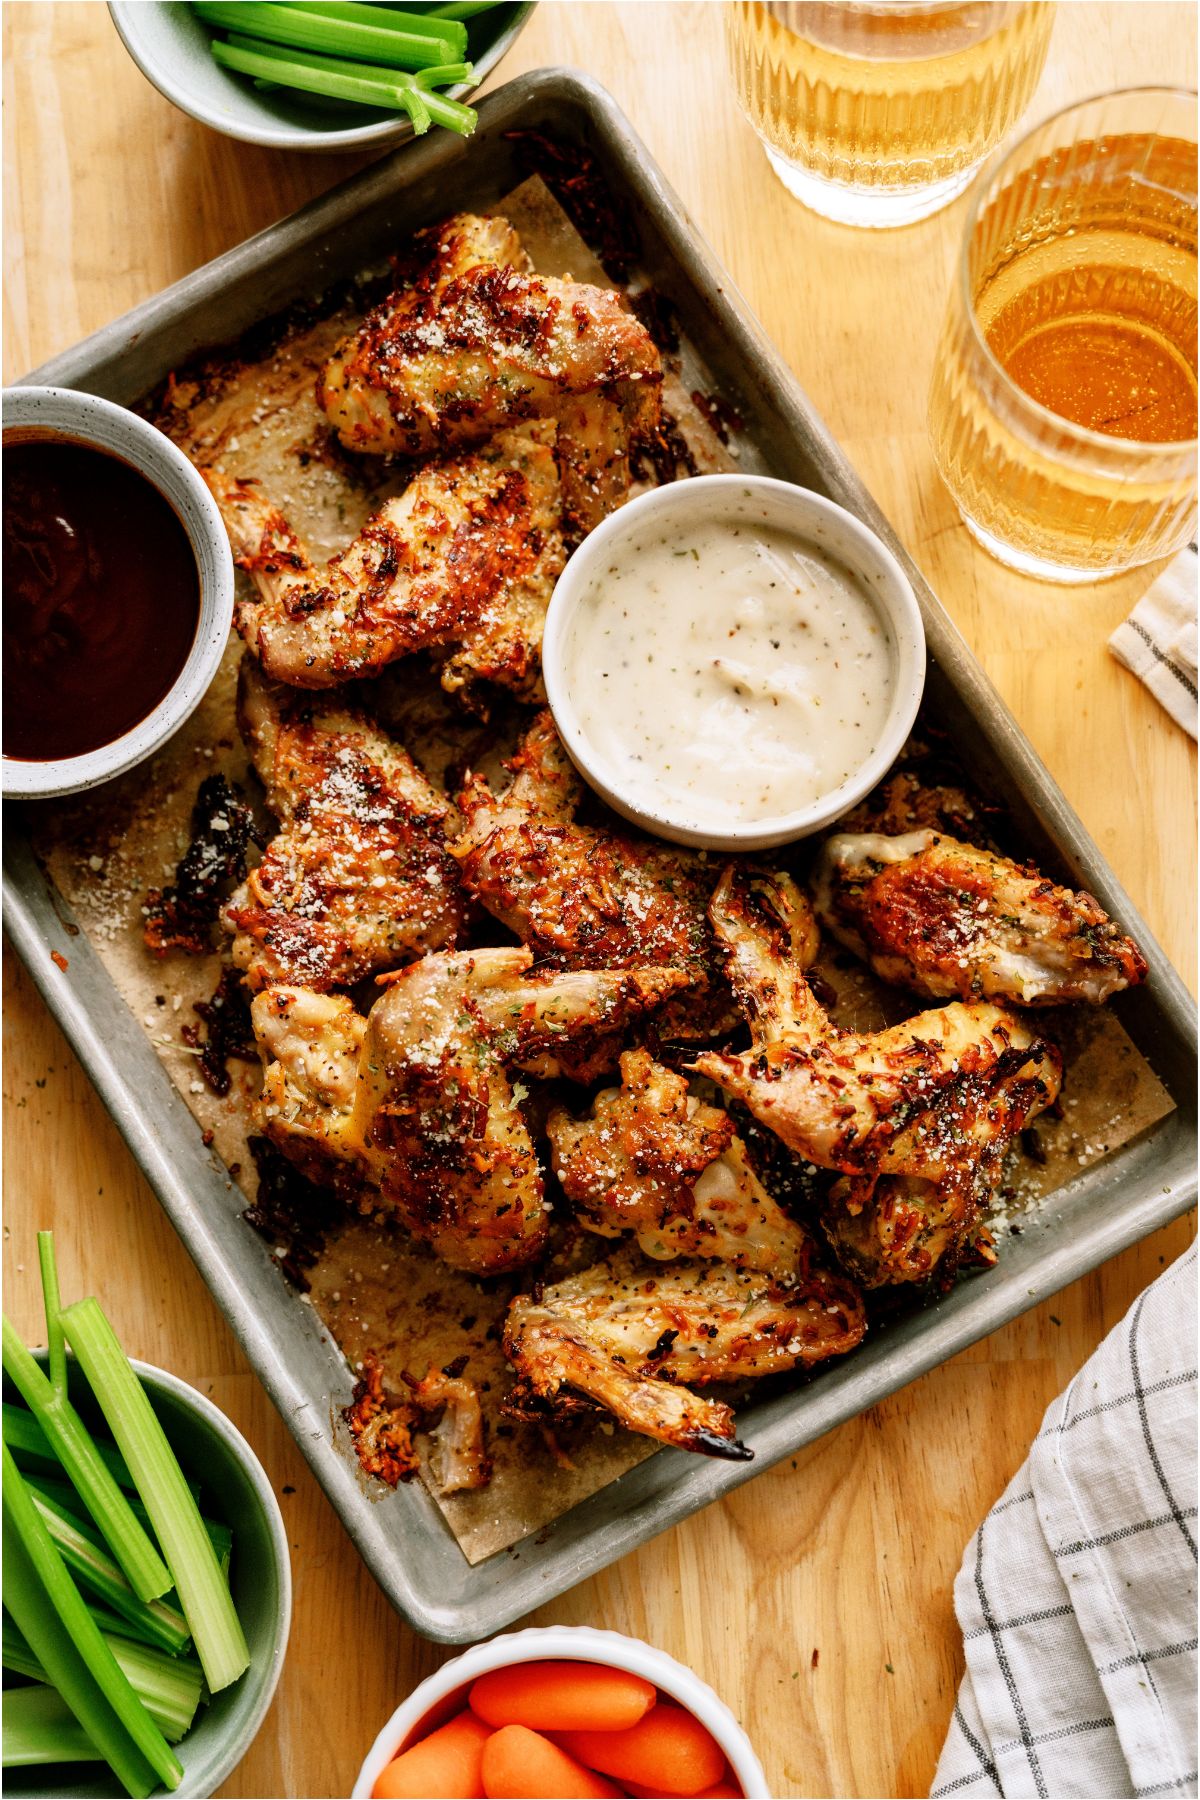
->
1108, 545, 1197, 739
932, 1244, 1197, 1800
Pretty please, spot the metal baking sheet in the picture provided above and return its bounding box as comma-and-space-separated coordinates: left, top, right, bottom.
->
5, 69, 1196, 1644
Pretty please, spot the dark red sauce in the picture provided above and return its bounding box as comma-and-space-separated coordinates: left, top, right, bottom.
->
3, 438, 201, 762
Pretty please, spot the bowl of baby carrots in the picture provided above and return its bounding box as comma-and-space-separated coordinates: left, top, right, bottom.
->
353, 1626, 768, 1800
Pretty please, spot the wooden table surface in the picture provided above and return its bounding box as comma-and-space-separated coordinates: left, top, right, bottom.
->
4, 5, 1196, 1796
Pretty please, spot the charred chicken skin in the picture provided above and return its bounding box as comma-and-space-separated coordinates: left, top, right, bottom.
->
695, 867, 1060, 1181
317, 213, 662, 535
453, 710, 749, 1039
836, 769, 990, 841
695, 868, 1062, 1284
382, 210, 535, 306
812, 829, 1147, 1007
251, 951, 689, 1274
503, 1245, 865, 1459
224, 660, 467, 991
201, 423, 563, 691
548, 1048, 811, 1276
823, 1174, 998, 1291
821, 1022, 1063, 1289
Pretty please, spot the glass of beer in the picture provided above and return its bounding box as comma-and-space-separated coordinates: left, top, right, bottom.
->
726, 2, 1055, 228
928, 88, 1198, 583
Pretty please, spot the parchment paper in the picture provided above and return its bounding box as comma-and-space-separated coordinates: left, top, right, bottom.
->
28, 179, 1175, 1565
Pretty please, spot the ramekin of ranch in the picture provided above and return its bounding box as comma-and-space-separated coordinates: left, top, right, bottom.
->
542, 474, 926, 851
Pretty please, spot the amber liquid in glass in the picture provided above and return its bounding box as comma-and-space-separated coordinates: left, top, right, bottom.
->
727, 1, 1054, 223
980, 150, 1198, 445
930, 132, 1198, 576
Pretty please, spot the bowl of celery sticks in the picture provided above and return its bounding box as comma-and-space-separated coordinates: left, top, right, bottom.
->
108, 1, 535, 153
3, 1235, 291, 1798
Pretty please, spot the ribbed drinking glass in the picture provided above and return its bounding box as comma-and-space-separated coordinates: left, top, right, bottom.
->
928, 87, 1198, 582
726, 1, 1055, 228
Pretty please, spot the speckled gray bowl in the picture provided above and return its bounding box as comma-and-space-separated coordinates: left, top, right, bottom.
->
108, 1, 536, 153
5, 1351, 292, 1800
2, 385, 234, 800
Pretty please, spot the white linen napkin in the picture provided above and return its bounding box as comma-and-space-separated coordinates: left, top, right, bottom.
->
931, 1244, 1198, 1800
1108, 546, 1198, 739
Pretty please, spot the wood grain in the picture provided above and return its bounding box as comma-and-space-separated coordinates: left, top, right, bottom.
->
3, 6, 1195, 1797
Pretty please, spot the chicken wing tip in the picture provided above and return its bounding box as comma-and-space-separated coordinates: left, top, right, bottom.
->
688, 1427, 754, 1462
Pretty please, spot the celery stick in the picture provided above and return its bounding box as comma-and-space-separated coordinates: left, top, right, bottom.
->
26, 1469, 233, 1565
414, 60, 473, 87
2, 1616, 44, 1681
399, 80, 431, 132
215, 35, 413, 127
4, 1399, 128, 1485
2, 1318, 171, 1602
299, 0, 468, 57
217, 33, 476, 129
2, 1685, 100, 1768
96, 1636, 204, 1743
193, 0, 459, 67
377, 55, 476, 125
3, 1446, 181, 1795
37, 1231, 67, 1398
3, 1401, 202, 1502
63, 1299, 249, 1694
5, 1618, 204, 1744
424, 1, 503, 16
30, 1487, 191, 1656
84, 1600, 166, 1648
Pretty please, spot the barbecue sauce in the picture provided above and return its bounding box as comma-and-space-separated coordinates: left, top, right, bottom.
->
3, 439, 201, 762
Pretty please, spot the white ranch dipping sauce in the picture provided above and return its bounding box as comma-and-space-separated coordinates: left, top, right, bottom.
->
564, 515, 895, 831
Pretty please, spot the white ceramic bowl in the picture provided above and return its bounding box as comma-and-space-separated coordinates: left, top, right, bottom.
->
3, 385, 234, 800
352, 1624, 770, 1798
108, 1, 536, 155
543, 474, 927, 851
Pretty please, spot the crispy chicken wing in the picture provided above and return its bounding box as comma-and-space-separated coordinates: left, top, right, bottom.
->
252, 951, 689, 1273
822, 1174, 1000, 1291
201, 423, 563, 691
223, 660, 467, 991
822, 1018, 1063, 1288
695, 868, 1062, 1284
695, 867, 1060, 1182
318, 213, 662, 534
386, 211, 533, 302
452, 711, 765, 1039
249, 985, 366, 1189
503, 1245, 865, 1458
837, 769, 989, 840
433, 535, 557, 706
548, 1049, 810, 1275
812, 829, 1148, 1007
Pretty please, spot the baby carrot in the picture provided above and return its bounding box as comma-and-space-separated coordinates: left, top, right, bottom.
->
626, 1785, 741, 1799
372, 1710, 491, 1800
481, 1724, 623, 1800
556, 1705, 727, 1796
470, 1660, 657, 1733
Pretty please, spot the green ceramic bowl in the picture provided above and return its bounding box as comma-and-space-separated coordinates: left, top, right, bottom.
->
5, 1352, 291, 1799
108, 1, 536, 153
